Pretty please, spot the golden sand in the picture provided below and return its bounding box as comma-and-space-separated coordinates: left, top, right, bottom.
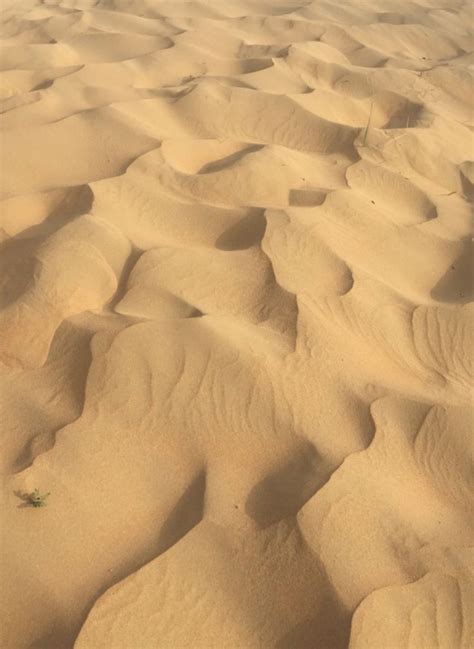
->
1, 1, 473, 647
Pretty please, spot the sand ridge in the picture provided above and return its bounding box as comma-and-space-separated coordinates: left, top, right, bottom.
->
0, 0, 473, 648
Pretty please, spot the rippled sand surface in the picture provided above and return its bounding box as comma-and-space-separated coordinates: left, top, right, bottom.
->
1, 1, 473, 647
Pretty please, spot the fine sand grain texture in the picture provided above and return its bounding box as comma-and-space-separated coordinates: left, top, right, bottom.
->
1, 0, 473, 648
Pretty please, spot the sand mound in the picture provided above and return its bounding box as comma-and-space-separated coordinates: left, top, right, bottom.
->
1, 1, 473, 648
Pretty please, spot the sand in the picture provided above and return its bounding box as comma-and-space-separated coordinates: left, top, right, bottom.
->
0, 0, 473, 647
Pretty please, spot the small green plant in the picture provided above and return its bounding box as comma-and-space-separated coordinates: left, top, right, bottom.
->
28, 488, 50, 508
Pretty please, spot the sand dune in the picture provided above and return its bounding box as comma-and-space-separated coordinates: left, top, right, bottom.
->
1, 0, 473, 648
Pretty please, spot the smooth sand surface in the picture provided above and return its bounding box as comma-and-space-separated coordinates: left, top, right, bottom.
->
1, 1, 473, 647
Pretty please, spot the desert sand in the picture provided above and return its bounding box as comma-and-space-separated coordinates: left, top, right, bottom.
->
0, 0, 473, 647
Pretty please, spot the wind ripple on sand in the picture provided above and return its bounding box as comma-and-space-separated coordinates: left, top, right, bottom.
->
1, 1, 473, 648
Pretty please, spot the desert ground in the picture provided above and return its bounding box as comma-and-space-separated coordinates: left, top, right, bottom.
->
0, 0, 473, 647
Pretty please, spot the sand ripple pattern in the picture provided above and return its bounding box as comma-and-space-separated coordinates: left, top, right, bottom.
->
1, 0, 473, 648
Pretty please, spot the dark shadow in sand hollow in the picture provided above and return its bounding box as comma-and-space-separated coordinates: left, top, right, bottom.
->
215, 210, 267, 251
245, 441, 335, 528
431, 240, 473, 304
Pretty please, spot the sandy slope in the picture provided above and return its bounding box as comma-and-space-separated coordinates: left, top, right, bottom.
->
0, 0, 473, 647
